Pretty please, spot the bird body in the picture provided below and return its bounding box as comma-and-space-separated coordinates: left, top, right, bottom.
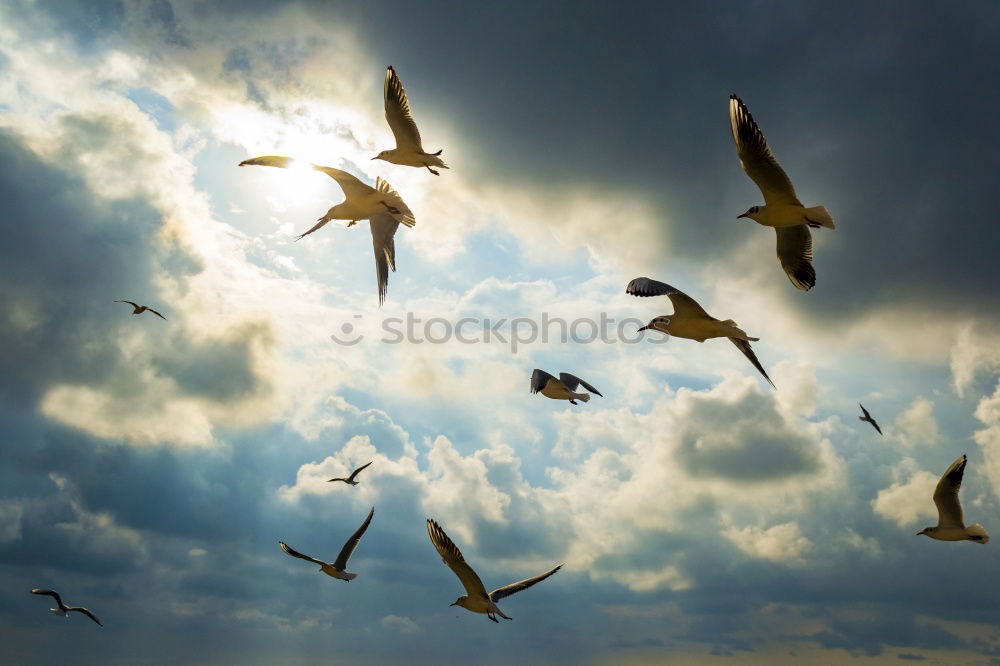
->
115, 300, 166, 320
279, 507, 375, 581
30, 589, 102, 626
426, 519, 561, 623
627, 277, 775, 388
374, 66, 448, 175
918, 455, 989, 544
729, 94, 834, 291
531, 370, 602, 405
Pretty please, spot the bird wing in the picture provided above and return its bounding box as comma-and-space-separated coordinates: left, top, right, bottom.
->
146, 308, 167, 320
625, 277, 710, 319
370, 213, 401, 306
239, 155, 373, 200
426, 519, 489, 599
859, 403, 871, 420
489, 564, 562, 602
384, 65, 423, 151
334, 507, 375, 570
115, 300, 140, 309
375, 178, 415, 227
31, 589, 63, 606
729, 95, 802, 207
933, 455, 967, 528
68, 607, 103, 626
347, 461, 374, 483
558, 373, 603, 397
327, 477, 348, 483
775, 225, 816, 291
729, 338, 776, 389
279, 541, 327, 566
531, 369, 556, 394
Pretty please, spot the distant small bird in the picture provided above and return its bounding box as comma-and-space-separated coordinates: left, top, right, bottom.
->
30, 589, 102, 626
858, 403, 883, 435
328, 461, 373, 485
530, 370, 603, 405
730, 94, 835, 291
279, 507, 375, 581
917, 455, 989, 544
373, 66, 448, 175
115, 300, 165, 320
426, 519, 561, 623
627, 277, 775, 389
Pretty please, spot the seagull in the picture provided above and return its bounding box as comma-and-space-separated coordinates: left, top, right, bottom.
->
426, 519, 561, 623
239, 156, 414, 305
30, 589, 102, 626
328, 461, 373, 485
730, 94, 835, 291
115, 300, 165, 320
627, 277, 775, 389
530, 370, 603, 405
279, 507, 375, 581
858, 403, 883, 435
917, 455, 989, 544
373, 66, 448, 175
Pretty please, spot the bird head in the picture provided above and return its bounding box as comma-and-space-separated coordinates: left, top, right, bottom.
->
737, 205, 761, 221
638, 316, 670, 334
916, 527, 933, 537
450, 596, 470, 609
372, 150, 390, 162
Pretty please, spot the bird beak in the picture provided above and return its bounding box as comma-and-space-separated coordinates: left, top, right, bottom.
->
371, 156, 378, 160
449, 601, 458, 607
637, 325, 649, 332
915, 531, 923, 536
737, 213, 748, 219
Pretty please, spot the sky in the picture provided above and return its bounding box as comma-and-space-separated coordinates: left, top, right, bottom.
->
2, 0, 1000, 664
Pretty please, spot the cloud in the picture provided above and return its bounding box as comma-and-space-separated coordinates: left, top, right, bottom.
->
380, 614, 420, 635
723, 521, 814, 565
890, 398, 940, 447
871, 469, 938, 528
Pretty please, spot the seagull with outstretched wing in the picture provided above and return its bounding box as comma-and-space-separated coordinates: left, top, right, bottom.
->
858, 403, 883, 435
730, 94, 835, 291
627, 277, 775, 389
917, 455, 989, 544
115, 300, 166, 320
426, 519, 561, 623
530, 369, 603, 405
279, 507, 375, 581
328, 461, 373, 486
31, 589, 102, 626
373, 66, 447, 175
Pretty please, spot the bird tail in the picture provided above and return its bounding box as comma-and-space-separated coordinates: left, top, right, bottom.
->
805, 206, 835, 229
967, 524, 990, 544
720, 319, 757, 341
341, 571, 359, 581
575, 392, 591, 403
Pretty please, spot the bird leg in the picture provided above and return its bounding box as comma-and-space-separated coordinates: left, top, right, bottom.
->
424, 164, 440, 176
487, 613, 498, 623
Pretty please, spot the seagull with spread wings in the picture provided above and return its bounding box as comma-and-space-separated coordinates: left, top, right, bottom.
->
239, 156, 413, 305
373, 66, 447, 175
30, 589, 103, 626
627, 277, 775, 389
279, 507, 375, 581
426, 519, 561, 622
917, 455, 989, 544
730, 94, 835, 291
328, 461, 373, 485
115, 300, 166, 320
530, 370, 603, 405
858, 403, 883, 435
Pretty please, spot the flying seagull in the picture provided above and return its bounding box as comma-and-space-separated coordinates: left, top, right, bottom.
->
328, 461, 373, 485
30, 589, 102, 626
858, 403, 883, 435
730, 94, 835, 291
530, 370, 603, 405
426, 519, 561, 623
279, 507, 375, 581
373, 66, 448, 175
627, 277, 775, 389
115, 300, 165, 320
239, 156, 413, 305
917, 455, 989, 544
